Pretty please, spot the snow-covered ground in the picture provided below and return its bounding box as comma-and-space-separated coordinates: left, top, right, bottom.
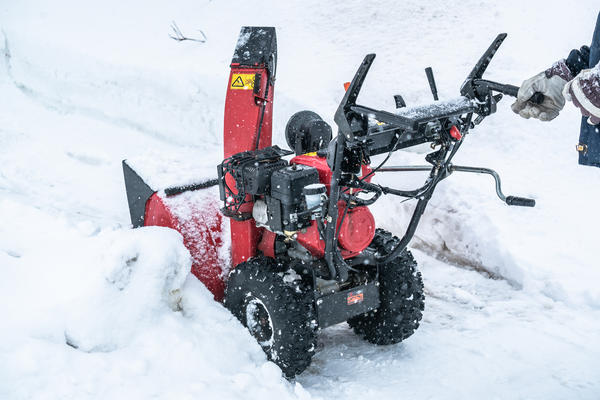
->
1, 1, 599, 398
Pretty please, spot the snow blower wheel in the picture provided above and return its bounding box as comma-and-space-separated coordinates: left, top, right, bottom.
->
224, 257, 317, 378
348, 230, 425, 344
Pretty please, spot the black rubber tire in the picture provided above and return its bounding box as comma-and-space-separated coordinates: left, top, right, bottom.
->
348, 230, 425, 345
224, 257, 317, 378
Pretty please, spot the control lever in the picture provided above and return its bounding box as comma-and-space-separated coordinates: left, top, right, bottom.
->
425, 67, 439, 101
394, 94, 407, 109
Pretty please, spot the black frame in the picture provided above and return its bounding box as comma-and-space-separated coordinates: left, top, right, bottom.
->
323, 33, 536, 282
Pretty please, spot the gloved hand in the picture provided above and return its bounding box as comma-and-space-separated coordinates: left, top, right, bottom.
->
511, 60, 573, 121
563, 66, 600, 125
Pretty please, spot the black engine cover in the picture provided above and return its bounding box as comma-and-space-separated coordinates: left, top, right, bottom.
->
267, 164, 319, 232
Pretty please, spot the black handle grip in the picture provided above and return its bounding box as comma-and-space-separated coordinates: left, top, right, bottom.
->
509, 85, 544, 104
506, 196, 536, 207
501, 84, 520, 97
471, 80, 544, 105
528, 92, 544, 105
503, 84, 544, 104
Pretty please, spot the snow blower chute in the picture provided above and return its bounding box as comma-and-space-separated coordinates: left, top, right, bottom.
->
124, 27, 538, 378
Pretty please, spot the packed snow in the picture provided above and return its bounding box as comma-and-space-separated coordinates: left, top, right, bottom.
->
1, 0, 599, 399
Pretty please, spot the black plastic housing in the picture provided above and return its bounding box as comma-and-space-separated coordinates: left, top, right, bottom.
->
218, 145, 293, 219
271, 164, 319, 204
285, 111, 332, 155
316, 282, 380, 328
243, 159, 288, 195
268, 164, 319, 231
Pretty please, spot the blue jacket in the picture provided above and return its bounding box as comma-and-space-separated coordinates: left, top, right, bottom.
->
572, 12, 600, 167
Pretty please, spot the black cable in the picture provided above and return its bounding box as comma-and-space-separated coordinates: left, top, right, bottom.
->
336, 202, 349, 241
342, 132, 399, 195
254, 68, 273, 151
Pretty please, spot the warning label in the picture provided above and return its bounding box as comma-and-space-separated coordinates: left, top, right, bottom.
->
347, 290, 364, 305
230, 73, 255, 90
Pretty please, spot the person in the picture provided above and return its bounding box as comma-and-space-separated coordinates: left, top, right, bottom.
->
511, 12, 600, 168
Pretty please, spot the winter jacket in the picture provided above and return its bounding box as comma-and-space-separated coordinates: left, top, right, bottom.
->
568, 12, 600, 167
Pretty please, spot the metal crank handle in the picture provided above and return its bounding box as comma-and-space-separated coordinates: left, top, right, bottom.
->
450, 165, 536, 207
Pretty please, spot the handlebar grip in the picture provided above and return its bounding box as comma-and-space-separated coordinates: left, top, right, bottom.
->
474, 81, 545, 105
503, 84, 544, 104
529, 92, 544, 105
502, 84, 519, 97
506, 196, 536, 207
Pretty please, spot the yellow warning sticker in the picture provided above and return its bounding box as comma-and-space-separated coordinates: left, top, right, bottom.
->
230, 73, 255, 90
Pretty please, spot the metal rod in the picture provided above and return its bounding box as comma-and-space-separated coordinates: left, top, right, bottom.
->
378, 165, 432, 173
377, 198, 429, 263
164, 179, 219, 196
377, 164, 507, 201
324, 135, 349, 282
450, 165, 506, 201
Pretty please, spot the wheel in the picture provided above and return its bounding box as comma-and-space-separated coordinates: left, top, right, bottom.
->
224, 257, 317, 378
348, 230, 425, 345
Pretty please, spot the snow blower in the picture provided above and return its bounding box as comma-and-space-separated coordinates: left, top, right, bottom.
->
123, 27, 539, 378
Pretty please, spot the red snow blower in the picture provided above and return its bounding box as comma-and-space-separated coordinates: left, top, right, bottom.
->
123, 27, 537, 378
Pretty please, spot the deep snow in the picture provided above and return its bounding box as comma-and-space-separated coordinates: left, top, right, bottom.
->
1, 0, 600, 399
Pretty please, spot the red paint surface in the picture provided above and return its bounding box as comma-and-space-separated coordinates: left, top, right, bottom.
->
292, 154, 376, 258
290, 154, 373, 194
257, 229, 277, 258
144, 193, 226, 301
297, 202, 375, 259
450, 125, 462, 140
337, 205, 375, 256
223, 64, 274, 267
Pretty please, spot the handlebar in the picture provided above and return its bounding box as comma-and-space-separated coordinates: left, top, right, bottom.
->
473, 79, 545, 105
323, 32, 537, 281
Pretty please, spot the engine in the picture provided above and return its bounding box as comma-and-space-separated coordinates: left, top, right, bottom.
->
218, 144, 376, 261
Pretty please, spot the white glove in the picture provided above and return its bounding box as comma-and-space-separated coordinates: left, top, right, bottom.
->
511, 72, 568, 121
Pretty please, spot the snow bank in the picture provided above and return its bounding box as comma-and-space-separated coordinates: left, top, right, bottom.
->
0, 200, 304, 399
63, 227, 191, 352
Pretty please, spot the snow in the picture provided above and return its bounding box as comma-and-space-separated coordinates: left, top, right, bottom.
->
1, 0, 600, 399
126, 151, 218, 191
395, 96, 474, 119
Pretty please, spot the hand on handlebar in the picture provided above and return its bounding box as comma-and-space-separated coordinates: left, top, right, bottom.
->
511, 71, 567, 121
